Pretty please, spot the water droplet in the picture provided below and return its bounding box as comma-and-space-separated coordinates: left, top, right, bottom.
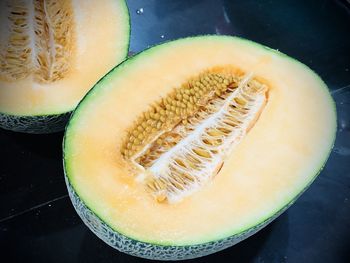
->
333, 146, 350, 156
345, 68, 349, 72
160, 35, 165, 39
136, 8, 144, 15
222, 8, 230, 24
340, 119, 347, 129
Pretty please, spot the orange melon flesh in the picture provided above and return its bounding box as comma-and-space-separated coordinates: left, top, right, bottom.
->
0, 0, 129, 116
64, 36, 336, 246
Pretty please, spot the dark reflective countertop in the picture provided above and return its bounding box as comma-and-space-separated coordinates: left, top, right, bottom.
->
1, 0, 350, 262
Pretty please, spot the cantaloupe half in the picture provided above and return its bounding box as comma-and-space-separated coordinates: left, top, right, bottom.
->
63, 36, 336, 260
0, 0, 130, 133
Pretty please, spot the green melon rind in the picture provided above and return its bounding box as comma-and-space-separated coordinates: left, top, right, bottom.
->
64, 173, 293, 260
0, 0, 130, 134
63, 35, 337, 259
0, 111, 71, 134
64, 161, 332, 260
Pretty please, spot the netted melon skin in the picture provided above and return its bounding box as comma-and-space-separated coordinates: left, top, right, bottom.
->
0, 112, 70, 134
65, 175, 292, 260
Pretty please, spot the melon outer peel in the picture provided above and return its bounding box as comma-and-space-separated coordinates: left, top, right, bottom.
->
0, 0, 130, 133
63, 35, 337, 260
0, 111, 71, 134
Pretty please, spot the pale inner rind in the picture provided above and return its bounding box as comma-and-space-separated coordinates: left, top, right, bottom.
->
0, 0, 74, 83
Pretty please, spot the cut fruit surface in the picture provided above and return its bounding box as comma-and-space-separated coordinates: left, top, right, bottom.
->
123, 70, 268, 203
0, 0, 130, 133
64, 36, 336, 260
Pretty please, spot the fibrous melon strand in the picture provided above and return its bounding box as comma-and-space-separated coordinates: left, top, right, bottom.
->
34, 0, 74, 82
121, 68, 268, 203
121, 68, 239, 159
0, 0, 32, 81
0, 0, 74, 83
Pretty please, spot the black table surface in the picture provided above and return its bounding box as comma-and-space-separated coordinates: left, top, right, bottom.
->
1, 0, 350, 262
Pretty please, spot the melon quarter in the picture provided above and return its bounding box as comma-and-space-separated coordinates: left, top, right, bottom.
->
63, 36, 336, 260
0, 0, 130, 133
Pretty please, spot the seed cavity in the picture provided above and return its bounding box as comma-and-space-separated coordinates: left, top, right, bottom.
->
0, 0, 75, 83
121, 68, 268, 203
